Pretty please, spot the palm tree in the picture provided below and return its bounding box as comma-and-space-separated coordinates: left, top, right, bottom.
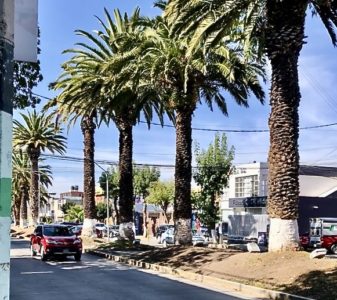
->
165, 0, 337, 251
47, 52, 100, 237
12, 150, 53, 227
49, 8, 168, 240
13, 110, 66, 226
12, 151, 30, 227
65, 205, 84, 223
125, 16, 264, 244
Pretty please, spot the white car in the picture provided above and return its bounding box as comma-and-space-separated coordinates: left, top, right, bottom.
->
95, 223, 107, 237
160, 228, 175, 246
192, 233, 208, 246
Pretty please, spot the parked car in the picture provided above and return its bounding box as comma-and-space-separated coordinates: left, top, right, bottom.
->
30, 224, 82, 261
161, 228, 208, 247
70, 225, 82, 236
95, 223, 106, 238
156, 225, 174, 240
60, 221, 81, 227
161, 227, 175, 246
192, 233, 208, 247
300, 218, 337, 254
108, 225, 120, 237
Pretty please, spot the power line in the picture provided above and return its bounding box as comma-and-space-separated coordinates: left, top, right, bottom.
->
31, 92, 337, 133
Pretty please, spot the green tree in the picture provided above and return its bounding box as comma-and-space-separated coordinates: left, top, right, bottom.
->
65, 205, 84, 223
193, 133, 234, 229
12, 150, 53, 227
61, 202, 76, 215
12, 150, 30, 227
13, 110, 66, 226
134, 165, 160, 235
146, 181, 174, 223
99, 167, 120, 224
133, 166, 160, 199
165, 0, 337, 251
125, 14, 264, 244
95, 202, 112, 223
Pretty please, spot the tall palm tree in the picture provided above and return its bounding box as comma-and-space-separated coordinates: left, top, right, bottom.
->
165, 0, 337, 251
13, 110, 66, 226
12, 150, 53, 227
49, 8, 168, 239
12, 150, 30, 227
124, 17, 264, 244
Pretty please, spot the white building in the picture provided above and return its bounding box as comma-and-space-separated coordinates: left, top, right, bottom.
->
221, 162, 268, 222
220, 162, 337, 223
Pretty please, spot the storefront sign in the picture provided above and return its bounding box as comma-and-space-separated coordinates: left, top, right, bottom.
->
229, 196, 267, 208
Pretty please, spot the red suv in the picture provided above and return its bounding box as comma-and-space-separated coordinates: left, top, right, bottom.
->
30, 224, 82, 261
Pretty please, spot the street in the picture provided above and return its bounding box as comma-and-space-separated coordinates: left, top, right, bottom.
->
10, 239, 249, 300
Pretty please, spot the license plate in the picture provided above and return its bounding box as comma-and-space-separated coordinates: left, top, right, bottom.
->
63, 249, 69, 253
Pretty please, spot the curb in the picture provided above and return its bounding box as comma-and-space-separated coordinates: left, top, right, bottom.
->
86, 249, 314, 300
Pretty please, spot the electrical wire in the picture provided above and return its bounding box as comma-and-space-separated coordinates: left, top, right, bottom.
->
31, 92, 337, 133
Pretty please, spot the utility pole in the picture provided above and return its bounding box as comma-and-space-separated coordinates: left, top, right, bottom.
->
0, 0, 14, 299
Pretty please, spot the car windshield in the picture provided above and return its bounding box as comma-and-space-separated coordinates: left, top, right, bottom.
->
43, 226, 73, 237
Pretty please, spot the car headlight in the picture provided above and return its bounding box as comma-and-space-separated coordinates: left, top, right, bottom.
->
73, 239, 81, 244
46, 239, 57, 244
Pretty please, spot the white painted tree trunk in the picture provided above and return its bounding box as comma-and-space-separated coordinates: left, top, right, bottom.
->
119, 222, 135, 241
268, 218, 300, 252
20, 217, 27, 228
175, 218, 192, 245
81, 218, 96, 237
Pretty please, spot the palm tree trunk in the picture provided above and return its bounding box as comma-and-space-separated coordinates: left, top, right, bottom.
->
28, 148, 40, 226
20, 186, 28, 228
13, 195, 21, 226
266, 1, 306, 252
174, 108, 193, 245
115, 116, 134, 240
116, 117, 134, 240
81, 115, 96, 237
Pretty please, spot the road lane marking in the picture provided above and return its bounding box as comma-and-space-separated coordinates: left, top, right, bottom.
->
20, 271, 54, 275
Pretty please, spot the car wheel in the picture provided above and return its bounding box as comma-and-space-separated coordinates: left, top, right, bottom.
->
40, 246, 47, 261
330, 244, 337, 254
30, 244, 36, 257
74, 252, 82, 261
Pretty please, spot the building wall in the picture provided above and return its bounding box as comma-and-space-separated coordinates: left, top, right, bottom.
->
298, 196, 337, 235
220, 162, 337, 231
221, 162, 268, 221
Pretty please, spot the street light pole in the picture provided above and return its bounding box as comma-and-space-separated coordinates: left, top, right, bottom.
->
94, 161, 110, 242
37, 172, 40, 224
106, 171, 110, 242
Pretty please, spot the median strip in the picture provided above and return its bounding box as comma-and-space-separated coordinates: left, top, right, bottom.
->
86, 249, 314, 300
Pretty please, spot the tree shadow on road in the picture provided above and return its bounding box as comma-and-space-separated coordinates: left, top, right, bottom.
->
130, 246, 241, 270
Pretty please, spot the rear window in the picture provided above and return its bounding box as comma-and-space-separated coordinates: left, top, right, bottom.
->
43, 226, 73, 237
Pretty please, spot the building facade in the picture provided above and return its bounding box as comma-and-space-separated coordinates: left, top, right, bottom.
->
220, 162, 337, 235
221, 162, 268, 221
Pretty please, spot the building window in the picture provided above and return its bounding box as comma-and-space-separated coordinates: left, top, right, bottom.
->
235, 175, 259, 197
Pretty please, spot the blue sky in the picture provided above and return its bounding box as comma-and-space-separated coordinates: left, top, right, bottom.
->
17, 1, 337, 196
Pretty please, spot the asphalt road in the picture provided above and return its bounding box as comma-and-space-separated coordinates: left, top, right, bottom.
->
10, 239, 250, 300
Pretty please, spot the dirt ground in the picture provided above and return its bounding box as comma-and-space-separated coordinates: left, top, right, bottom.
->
11, 226, 337, 299
126, 246, 337, 299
